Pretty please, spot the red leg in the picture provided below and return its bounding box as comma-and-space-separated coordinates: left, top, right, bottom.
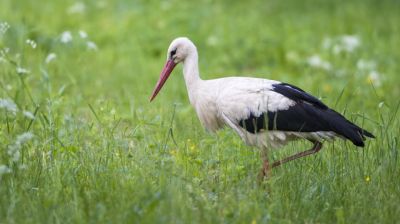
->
272, 141, 323, 168
258, 149, 271, 180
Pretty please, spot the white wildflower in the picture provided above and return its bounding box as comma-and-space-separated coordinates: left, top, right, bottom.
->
45, 53, 57, 64
0, 48, 9, 63
87, 41, 98, 50
16, 132, 34, 145
19, 164, 27, 170
0, 47, 10, 57
333, 35, 361, 54
12, 150, 20, 162
341, 35, 360, 52
378, 102, 384, 108
0, 165, 11, 176
324, 35, 361, 54
7, 132, 34, 162
0, 98, 18, 114
8, 144, 20, 154
7, 143, 21, 162
367, 70, 382, 87
206, 35, 219, 46
0, 22, 10, 35
67, 2, 86, 14
286, 51, 299, 62
60, 31, 73, 43
64, 114, 73, 123
6, 85, 12, 90
16, 67, 30, 74
110, 108, 116, 115
79, 30, 88, 39
23, 110, 35, 120
307, 55, 331, 70
26, 39, 37, 49
357, 59, 376, 71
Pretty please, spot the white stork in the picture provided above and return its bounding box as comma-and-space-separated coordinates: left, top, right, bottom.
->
150, 37, 374, 178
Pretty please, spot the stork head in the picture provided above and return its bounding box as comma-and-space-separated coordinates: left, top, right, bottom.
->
150, 37, 196, 101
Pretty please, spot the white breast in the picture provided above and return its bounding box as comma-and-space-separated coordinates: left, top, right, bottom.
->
189, 81, 224, 132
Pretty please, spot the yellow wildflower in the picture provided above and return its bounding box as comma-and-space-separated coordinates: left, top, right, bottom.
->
323, 84, 332, 93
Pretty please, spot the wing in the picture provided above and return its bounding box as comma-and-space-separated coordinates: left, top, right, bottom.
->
214, 77, 294, 147
215, 77, 296, 125
216, 78, 374, 147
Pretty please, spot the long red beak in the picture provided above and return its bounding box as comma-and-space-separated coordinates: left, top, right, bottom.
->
149, 59, 177, 102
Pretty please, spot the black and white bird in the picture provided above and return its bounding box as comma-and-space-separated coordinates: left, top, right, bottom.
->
150, 37, 374, 178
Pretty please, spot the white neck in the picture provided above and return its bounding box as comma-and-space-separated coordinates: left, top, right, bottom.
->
182, 51, 202, 104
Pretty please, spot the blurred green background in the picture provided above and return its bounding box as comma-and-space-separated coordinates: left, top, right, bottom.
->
1, 0, 399, 223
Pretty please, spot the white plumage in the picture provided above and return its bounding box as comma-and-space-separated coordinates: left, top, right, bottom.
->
187, 77, 336, 149
150, 37, 374, 178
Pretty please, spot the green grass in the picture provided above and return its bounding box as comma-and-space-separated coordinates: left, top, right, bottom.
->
1, 0, 399, 223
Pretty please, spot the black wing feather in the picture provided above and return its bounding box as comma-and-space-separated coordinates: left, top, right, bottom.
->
272, 83, 328, 109
238, 83, 374, 147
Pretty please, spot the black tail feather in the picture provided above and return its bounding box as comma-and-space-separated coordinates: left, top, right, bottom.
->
324, 109, 374, 147
361, 129, 375, 138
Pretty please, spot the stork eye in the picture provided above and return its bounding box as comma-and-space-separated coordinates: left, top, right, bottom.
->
170, 49, 177, 58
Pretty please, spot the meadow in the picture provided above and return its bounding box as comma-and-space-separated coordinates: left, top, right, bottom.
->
1, 0, 399, 223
